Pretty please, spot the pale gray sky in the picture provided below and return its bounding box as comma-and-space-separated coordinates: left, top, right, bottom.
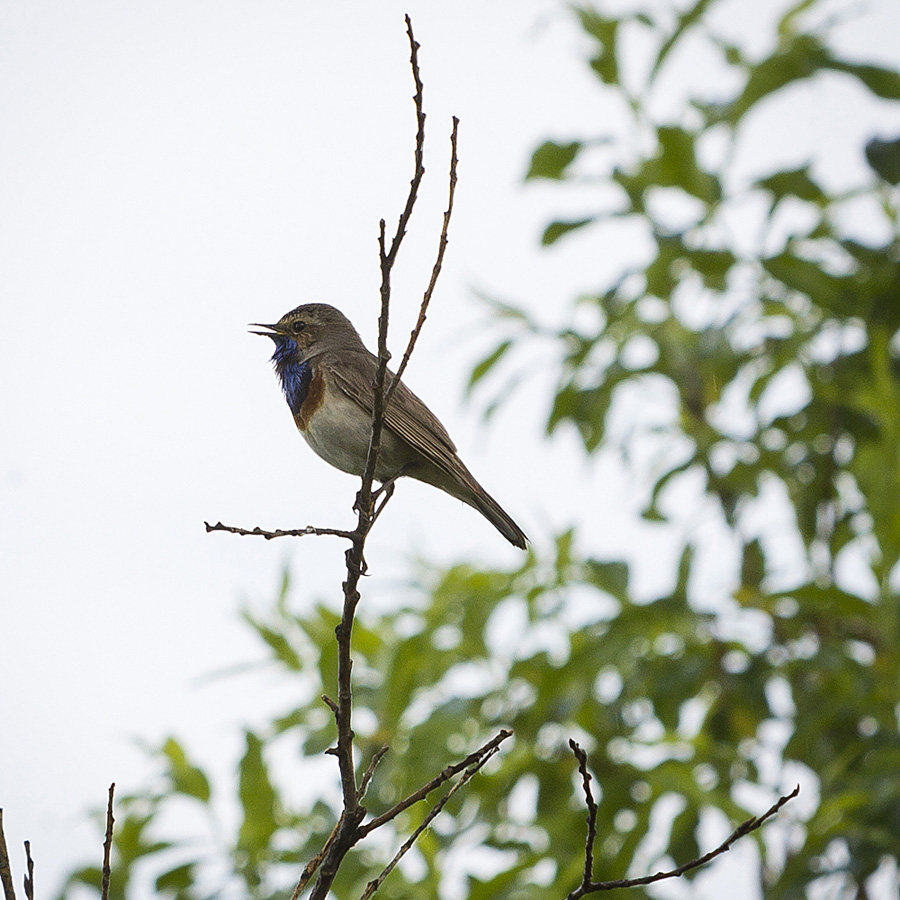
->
2, 1, 899, 896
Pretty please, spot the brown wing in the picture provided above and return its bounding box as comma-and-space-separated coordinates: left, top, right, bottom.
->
331, 350, 529, 549
330, 350, 459, 466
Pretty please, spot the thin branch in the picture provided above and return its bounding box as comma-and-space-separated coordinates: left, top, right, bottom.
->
379, 13, 427, 272
101, 784, 115, 900
359, 745, 501, 900
569, 740, 597, 888
355, 10, 426, 531
204, 521, 355, 541
358, 747, 390, 802
306, 17, 428, 900
0, 810, 16, 900
384, 115, 460, 409
22, 844, 32, 900
358, 728, 512, 838
565, 783, 800, 898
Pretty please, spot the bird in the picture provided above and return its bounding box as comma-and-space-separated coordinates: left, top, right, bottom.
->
251, 303, 527, 549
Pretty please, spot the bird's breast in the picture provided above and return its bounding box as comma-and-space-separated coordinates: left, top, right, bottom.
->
291, 364, 326, 431
295, 369, 371, 476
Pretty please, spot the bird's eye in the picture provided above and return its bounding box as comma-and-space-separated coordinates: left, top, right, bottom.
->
292, 321, 307, 334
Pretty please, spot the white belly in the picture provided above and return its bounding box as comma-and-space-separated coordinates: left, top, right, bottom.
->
302, 384, 372, 476
300, 382, 417, 482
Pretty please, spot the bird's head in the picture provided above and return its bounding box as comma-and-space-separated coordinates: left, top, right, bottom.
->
250, 303, 364, 363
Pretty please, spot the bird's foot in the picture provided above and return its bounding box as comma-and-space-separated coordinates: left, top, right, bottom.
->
371, 483, 395, 526
353, 465, 411, 518
371, 463, 414, 523
374, 464, 413, 501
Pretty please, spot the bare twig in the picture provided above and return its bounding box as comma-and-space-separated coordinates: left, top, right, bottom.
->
22, 844, 33, 900
570, 740, 597, 888
358, 746, 390, 802
359, 744, 501, 900
204, 521, 355, 541
358, 728, 512, 838
0, 810, 17, 900
101, 784, 115, 900
379, 14, 427, 275
384, 115, 460, 409
564, 778, 800, 898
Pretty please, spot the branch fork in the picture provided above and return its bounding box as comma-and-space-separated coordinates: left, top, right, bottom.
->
564, 741, 798, 898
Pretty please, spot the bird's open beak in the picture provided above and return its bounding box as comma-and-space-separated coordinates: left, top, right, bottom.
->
248, 323, 281, 338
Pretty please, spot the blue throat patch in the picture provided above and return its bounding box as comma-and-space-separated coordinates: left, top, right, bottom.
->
270, 336, 311, 416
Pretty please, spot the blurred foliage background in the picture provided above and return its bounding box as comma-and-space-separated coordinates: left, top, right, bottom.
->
62, 0, 900, 898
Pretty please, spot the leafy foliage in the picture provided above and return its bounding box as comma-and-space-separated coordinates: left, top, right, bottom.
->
61, 1, 900, 899
468, 0, 900, 896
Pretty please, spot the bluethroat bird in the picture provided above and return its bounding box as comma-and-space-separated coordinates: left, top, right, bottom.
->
251, 303, 527, 549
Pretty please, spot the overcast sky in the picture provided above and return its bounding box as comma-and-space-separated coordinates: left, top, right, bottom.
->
2, 1, 900, 897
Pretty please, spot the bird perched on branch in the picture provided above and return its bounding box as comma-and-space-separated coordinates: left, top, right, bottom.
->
251, 303, 527, 549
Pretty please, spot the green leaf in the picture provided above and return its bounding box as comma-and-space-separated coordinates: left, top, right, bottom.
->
777, 0, 819, 36
542, 217, 595, 245
643, 457, 697, 522
242, 611, 304, 671
62, 866, 103, 893
866, 136, 900, 185
826, 60, 900, 100
668, 806, 701, 866
159, 738, 212, 803
756, 166, 829, 205
718, 33, 829, 125
585, 559, 629, 600
651, 0, 716, 81
763, 251, 855, 314
645, 234, 683, 297
688, 247, 737, 289
526, 140, 582, 180
740, 539, 766, 590
548, 380, 617, 450
577, 10, 619, 84
467, 340, 512, 394
473, 289, 532, 322
467, 860, 537, 900
155, 862, 196, 894
237, 731, 278, 865
652, 126, 721, 203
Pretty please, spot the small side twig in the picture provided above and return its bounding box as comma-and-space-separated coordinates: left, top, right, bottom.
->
358, 744, 501, 900
358, 728, 512, 838
22, 844, 32, 900
101, 783, 115, 900
378, 14, 427, 277
204, 521, 355, 541
358, 746, 390, 802
384, 115, 460, 409
0, 809, 17, 900
564, 746, 799, 900
570, 741, 597, 887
